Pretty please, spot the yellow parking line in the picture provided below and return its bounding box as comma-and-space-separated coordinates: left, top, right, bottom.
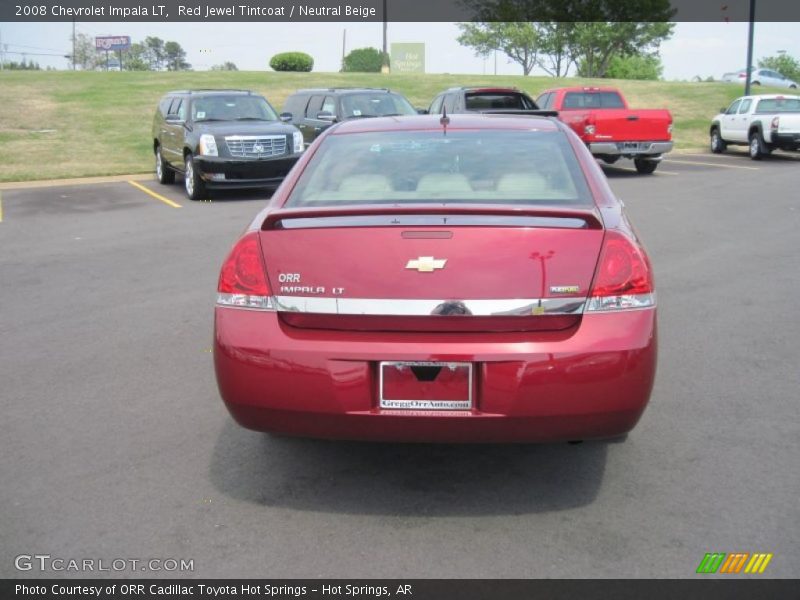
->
664, 159, 760, 171
127, 180, 182, 208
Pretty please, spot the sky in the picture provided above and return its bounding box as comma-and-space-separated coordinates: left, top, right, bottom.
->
1, 21, 798, 80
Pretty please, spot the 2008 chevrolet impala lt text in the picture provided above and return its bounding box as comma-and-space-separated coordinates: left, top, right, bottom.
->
213, 113, 657, 443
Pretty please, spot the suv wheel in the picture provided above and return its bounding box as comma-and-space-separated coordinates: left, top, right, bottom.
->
155, 146, 175, 184
710, 128, 726, 154
634, 158, 658, 174
184, 153, 207, 200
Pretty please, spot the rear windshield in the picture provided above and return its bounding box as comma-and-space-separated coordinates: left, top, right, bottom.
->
341, 93, 417, 118
191, 95, 278, 122
755, 98, 800, 113
286, 129, 592, 207
465, 92, 537, 110
562, 92, 625, 109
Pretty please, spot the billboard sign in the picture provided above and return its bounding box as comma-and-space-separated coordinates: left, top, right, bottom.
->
95, 36, 131, 51
390, 43, 425, 74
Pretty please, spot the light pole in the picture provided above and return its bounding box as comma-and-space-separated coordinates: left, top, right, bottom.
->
744, 0, 756, 96
381, 0, 389, 73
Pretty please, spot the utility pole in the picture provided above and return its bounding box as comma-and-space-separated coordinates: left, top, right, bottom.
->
342, 28, 346, 69
381, 0, 388, 73
72, 19, 76, 70
744, 0, 755, 95
0, 29, 4, 71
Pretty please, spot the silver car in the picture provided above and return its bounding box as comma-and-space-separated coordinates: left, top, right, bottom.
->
722, 68, 798, 89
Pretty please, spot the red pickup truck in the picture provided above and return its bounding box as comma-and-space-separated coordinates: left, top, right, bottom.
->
536, 87, 673, 174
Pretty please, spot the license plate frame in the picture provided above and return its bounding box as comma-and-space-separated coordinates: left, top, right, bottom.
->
379, 361, 473, 411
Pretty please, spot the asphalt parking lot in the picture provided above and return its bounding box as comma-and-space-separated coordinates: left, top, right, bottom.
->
1, 151, 798, 579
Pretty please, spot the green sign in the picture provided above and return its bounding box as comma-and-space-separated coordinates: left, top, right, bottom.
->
391, 43, 425, 74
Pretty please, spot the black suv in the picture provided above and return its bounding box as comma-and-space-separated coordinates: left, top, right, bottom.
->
152, 89, 304, 200
282, 88, 420, 147
428, 87, 540, 114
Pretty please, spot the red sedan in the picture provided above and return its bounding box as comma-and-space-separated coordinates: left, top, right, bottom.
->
214, 114, 657, 443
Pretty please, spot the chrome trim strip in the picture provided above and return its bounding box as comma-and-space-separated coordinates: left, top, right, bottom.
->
216, 293, 275, 310
273, 296, 585, 316
585, 292, 656, 312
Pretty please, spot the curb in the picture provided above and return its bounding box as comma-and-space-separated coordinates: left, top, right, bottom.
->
0, 173, 152, 191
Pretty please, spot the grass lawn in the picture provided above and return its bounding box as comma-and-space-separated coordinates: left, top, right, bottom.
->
0, 70, 762, 182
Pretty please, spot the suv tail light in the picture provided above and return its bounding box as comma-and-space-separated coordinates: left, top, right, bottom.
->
586, 230, 655, 312
217, 232, 274, 310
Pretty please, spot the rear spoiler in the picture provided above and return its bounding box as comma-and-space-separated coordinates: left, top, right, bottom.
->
478, 109, 559, 117
262, 205, 603, 230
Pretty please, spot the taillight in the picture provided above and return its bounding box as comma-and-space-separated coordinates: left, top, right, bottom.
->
586, 230, 655, 312
216, 231, 274, 310
771, 116, 780, 130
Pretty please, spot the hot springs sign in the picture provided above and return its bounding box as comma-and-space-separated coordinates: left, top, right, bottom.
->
390, 43, 425, 74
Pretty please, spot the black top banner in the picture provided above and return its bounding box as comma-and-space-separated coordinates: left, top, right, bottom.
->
2, 0, 799, 22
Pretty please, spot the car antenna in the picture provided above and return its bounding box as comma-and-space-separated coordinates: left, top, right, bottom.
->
440, 106, 449, 135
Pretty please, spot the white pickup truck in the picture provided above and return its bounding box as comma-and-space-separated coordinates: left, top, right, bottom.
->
709, 94, 800, 159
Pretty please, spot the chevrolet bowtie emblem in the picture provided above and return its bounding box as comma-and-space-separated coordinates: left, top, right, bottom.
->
406, 256, 447, 272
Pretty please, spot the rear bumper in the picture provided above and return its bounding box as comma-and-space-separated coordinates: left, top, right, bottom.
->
214, 308, 657, 443
588, 141, 673, 157
195, 154, 301, 189
771, 132, 800, 147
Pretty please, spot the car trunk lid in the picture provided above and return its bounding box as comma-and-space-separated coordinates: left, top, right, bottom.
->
258, 206, 604, 332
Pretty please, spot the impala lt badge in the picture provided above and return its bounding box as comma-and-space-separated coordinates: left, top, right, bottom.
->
406, 257, 447, 272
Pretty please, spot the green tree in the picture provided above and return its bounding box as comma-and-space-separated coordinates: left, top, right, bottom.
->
457, 22, 542, 76
164, 41, 191, 71
71, 32, 100, 70
124, 42, 151, 71
6, 59, 41, 70
144, 36, 165, 70
535, 22, 579, 77
269, 52, 313, 72
572, 22, 674, 78
457, 0, 674, 77
342, 47, 387, 72
210, 61, 238, 71
758, 54, 799, 82
604, 53, 663, 80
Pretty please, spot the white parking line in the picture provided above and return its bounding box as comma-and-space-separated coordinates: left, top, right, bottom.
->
664, 159, 760, 171
603, 166, 679, 176
698, 152, 800, 163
